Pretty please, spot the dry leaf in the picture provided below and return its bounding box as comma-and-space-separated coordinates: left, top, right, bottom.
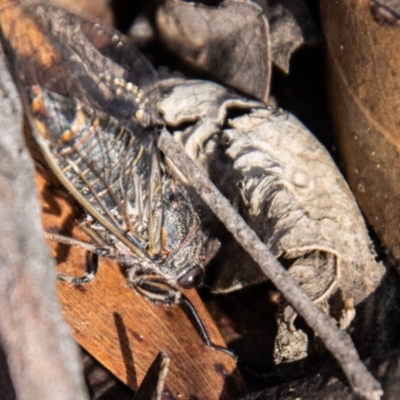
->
321, 0, 400, 269
156, 78, 385, 364
155, 0, 271, 101
82, 348, 133, 399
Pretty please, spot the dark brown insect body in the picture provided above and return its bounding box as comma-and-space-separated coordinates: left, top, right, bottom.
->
0, 2, 233, 356
29, 85, 205, 302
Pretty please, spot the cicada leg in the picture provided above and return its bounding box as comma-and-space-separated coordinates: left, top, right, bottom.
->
128, 273, 181, 305
57, 251, 99, 285
179, 295, 237, 360
45, 225, 112, 285
128, 272, 237, 360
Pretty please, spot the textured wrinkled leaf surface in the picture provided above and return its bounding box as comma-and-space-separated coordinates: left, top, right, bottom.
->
156, 78, 385, 363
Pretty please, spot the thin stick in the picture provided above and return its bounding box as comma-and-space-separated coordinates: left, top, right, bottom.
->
158, 128, 382, 400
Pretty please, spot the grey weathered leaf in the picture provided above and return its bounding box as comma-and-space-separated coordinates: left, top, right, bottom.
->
155, 0, 271, 101
156, 78, 385, 363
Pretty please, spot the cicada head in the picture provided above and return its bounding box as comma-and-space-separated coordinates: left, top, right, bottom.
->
160, 177, 206, 290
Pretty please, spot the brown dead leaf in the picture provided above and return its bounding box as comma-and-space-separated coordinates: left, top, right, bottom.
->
321, 0, 400, 267
155, 0, 271, 101
36, 169, 245, 399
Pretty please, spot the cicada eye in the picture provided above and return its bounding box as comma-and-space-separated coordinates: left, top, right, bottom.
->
178, 266, 204, 289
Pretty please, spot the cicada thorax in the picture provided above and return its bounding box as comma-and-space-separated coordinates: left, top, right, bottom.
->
28, 85, 205, 296
160, 177, 206, 289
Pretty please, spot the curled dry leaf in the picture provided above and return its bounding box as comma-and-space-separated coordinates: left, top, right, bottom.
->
321, 0, 400, 270
155, 0, 271, 101
156, 78, 385, 364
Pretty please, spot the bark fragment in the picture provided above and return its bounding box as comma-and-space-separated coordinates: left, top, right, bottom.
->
321, 0, 400, 269
0, 40, 89, 400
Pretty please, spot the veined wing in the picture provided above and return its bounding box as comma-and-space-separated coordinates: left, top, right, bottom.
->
28, 86, 162, 259
0, 2, 158, 134
0, 2, 164, 258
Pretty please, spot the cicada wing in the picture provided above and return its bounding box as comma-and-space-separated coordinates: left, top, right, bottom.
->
26, 86, 164, 260
114, 125, 164, 257
0, 3, 166, 260
0, 3, 158, 133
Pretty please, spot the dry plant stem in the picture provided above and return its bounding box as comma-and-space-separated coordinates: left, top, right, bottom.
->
0, 49, 88, 399
158, 128, 383, 400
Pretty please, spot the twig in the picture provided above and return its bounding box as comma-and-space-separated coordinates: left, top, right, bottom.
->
0, 46, 88, 399
158, 128, 383, 400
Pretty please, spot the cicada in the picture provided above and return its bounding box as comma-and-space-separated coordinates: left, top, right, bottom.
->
0, 3, 232, 356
